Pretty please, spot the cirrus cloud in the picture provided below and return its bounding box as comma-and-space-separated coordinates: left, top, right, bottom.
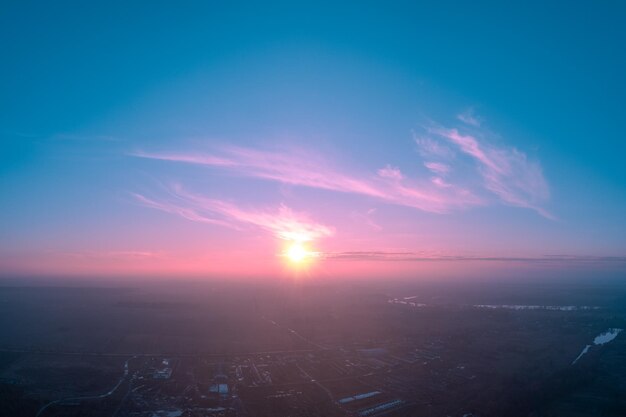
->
131, 112, 552, 223
132, 184, 334, 243
132, 146, 481, 214
427, 126, 551, 218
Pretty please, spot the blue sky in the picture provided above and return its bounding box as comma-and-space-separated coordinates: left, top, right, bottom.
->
1, 2, 625, 278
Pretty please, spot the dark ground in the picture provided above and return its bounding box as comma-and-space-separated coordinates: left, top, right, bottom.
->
0, 279, 625, 417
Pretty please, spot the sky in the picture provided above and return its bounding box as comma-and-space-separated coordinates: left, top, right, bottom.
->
1, 1, 626, 281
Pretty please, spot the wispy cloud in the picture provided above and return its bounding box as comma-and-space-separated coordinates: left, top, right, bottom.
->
131, 111, 550, 219
377, 165, 404, 180
132, 147, 481, 213
133, 147, 385, 199
324, 251, 626, 264
133, 151, 236, 167
431, 177, 453, 188
132, 184, 334, 243
457, 108, 481, 127
428, 126, 551, 217
424, 162, 450, 175
132, 192, 235, 228
58, 250, 166, 260
413, 135, 455, 159
350, 208, 383, 231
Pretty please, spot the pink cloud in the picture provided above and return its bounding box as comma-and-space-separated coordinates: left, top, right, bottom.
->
132, 147, 482, 213
457, 108, 481, 127
424, 162, 450, 175
132, 151, 236, 167
431, 177, 452, 188
323, 252, 626, 264
430, 127, 551, 217
133, 185, 334, 243
413, 135, 455, 159
131, 193, 236, 228
133, 146, 387, 199
350, 208, 383, 231
61, 250, 166, 260
377, 165, 404, 180
132, 115, 550, 219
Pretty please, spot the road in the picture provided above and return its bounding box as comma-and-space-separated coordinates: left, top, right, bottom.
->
263, 316, 326, 350
35, 356, 135, 417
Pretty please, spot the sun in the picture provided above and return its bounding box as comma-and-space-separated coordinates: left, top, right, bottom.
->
281, 239, 322, 268
286, 242, 308, 263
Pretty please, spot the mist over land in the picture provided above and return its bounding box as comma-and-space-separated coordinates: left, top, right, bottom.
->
1, 276, 626, 417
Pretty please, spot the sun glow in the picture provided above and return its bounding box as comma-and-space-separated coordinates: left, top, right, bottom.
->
287, 243, 307, 262
284, 241, 319, 265
278, 220, 327, 268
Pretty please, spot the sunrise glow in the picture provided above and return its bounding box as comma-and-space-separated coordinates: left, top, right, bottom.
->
283, 241, 319, 266
286, 243, 307, 263
3, 4, 626, 416
1, 2, 624, 283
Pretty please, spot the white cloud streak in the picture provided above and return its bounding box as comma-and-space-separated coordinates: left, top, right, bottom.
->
132, 185, 334, 243
131, 112, 551, 219
457, 108, 481, 127
424, 162, 451, 175
132, 146, 482, 214
428, 127, 551, 218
